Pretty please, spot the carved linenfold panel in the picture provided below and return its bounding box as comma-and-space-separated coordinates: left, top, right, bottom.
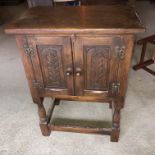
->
37, 45, 65, 88
84, 45, 110, 91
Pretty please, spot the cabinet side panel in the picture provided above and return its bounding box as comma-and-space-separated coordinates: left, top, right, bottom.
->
117, 35, 134, 100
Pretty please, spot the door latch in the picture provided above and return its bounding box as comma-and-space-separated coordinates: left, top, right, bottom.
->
111, 82, 120, 95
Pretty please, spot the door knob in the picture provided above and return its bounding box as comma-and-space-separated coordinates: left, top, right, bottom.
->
75, 68, 82, 76
66, 67, 72, 76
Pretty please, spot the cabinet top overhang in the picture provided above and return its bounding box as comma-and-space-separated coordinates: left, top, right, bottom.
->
5, 5, 145, 35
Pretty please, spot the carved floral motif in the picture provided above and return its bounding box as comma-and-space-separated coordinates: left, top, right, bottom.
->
38, 45, 64, 88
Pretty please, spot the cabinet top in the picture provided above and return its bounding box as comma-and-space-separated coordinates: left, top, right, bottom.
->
5, 5, 145, 35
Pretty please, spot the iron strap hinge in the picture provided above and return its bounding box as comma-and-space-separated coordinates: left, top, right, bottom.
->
114, 37, 126, 60
111, 82, 120, 95
23, 44, 35, 56
115, 45, 126, 60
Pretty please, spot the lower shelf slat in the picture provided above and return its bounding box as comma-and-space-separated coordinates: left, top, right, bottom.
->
50, 124, 111, 135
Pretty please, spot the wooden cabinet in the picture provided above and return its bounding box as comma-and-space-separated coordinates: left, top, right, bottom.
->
20, 35, 130, 99
5, 5, 144, 142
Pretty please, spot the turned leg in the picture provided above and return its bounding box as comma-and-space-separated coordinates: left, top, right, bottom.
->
54, 99, 60, 106
111, 105, 121, 142
118, 97, 125, 109
37, 99, 51, 136
121, 100, 125, 109
109, 101, 112, 109
37, 98, 59, 136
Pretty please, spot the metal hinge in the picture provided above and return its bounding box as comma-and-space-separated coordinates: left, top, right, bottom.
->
111, 82, 120, 95
23, 44, 35, 56
115, 45, 126, 60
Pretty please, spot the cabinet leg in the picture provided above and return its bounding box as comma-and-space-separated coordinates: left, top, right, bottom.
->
117, 97, 125, 109
111, 107, 121, 142
37, 99, 51, 136
54, 99, 60, 106
121, 101, 125, 109
109, 101, 112, 109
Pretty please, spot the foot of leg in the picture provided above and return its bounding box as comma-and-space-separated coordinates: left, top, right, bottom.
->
111, 124, 120, 142
39, 123, 50, 136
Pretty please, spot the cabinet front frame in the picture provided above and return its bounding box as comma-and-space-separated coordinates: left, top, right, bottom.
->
16, 34, 134, 102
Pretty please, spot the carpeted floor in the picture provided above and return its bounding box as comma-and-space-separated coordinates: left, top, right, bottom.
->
0, 1, 155, 155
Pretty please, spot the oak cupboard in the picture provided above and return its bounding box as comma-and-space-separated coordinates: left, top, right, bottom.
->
5, 5, 144, 142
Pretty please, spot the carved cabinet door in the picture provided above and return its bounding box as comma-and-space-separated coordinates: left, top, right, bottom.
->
26, 36, 74, 96
74, 36, 125, 97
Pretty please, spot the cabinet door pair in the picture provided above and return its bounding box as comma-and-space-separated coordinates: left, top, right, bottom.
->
24, 36, 124, 98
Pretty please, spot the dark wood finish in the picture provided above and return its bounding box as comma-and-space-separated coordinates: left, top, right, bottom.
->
5, 5, 144, 142
26, 36, 74, 96
111, 101, 120, 142
5, 6, 144, 35
74, 37, 113, 96
27, 0, 53, 8
133, 35, 155, 76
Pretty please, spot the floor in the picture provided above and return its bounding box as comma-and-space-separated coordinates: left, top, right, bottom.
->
0, 2, 155, 155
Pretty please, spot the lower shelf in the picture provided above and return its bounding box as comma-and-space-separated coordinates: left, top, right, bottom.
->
50, 124, 111, 135
37, 98, 121, 142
